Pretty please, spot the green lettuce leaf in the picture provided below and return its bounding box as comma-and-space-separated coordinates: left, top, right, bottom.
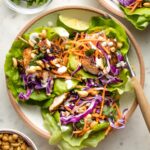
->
42, 111, 107, 150
89, 16, 129, 55
61, 125, 91, 147
108, 69, 132, 94
43, 112, 62, 145
53, 79, 78, 95
120, 6, 150, 30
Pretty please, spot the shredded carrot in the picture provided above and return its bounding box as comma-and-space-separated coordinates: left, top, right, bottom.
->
63, 53, 69, 65
92, 113, 100, 118
80, 32, 85, 39
100, 84, 107, 116
100, 115, 106, 120
113, 103, 122, 119
73, 51, 85, 57
73, 118, 91, 137
78, 39, 100, 42
74, 33, 79, 41
105, 126, 112, 135
127, 0, 143, 12
102, 46, 110, 54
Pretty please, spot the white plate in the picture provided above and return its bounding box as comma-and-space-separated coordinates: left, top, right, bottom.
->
7, 6, 145, 141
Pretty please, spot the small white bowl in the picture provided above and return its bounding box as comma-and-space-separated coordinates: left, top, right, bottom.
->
0, 129, 38, 150
4, 0, 52, 15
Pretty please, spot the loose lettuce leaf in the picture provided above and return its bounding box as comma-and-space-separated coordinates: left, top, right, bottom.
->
120, 6, 150, 30
89, 16, 129, 55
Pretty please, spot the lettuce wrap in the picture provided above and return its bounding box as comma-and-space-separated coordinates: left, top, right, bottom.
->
5, 16, 131, 150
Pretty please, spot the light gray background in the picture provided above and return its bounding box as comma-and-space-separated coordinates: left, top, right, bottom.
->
0, 0, 149, 149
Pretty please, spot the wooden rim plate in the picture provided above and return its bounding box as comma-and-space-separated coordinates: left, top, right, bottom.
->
97, 0, 125, 18
6, 6, 145, 140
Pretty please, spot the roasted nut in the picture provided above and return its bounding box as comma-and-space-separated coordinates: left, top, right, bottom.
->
87, 90, 98, 96
31, 53, 36, 59
117, 42, 123, 49
2, 145, 10, 150
86, 114, 92, 119
2, 135, 9, 142
0, 134, 3, 139
77, 106, 87, 113
40, 30, 47, 39
2, 142, 9, 146
9, 147, 14, 150
90, 121, 98, 128
12, 58, 18, 68
45, 63, 50, 69
12, 134, 18, 141
11, 143, 20, 147
143, 2, 150, 7
18, 138, 24, 144
26, 66, 42, 74
77, 91, 88, 97
8, 135, 14, 143
17, 147, 21, 150
21, 143, 27, 150
32, 50, 38, 54
110, 47, 116, 52
36, 60, 45, 68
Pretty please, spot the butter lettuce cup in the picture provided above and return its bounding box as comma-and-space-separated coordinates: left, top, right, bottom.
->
5, 6, 145, 150
98, 0, 150, 30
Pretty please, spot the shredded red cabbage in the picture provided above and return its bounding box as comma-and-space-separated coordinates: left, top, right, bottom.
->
111, 65, 120, 76
46, 77, 53, 95
100, 74, 123, 85
97, 42, 111, 74
71, 64, 82, 76
117, 52, 124, 62
61, 95, 102, 124
19, 74, 53, 100
18, 88, 32, 100
108, 117, 125, 129
118, 0, 135, 6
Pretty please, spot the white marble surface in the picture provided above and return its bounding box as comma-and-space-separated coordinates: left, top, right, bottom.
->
0, 0, 150, 149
